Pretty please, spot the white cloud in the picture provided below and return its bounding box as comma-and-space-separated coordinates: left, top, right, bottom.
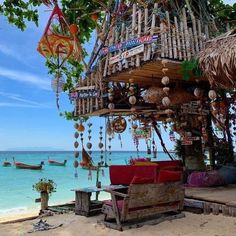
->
0, 67, 51, 90
0, 91, 52, 108
0, 44, 23, 61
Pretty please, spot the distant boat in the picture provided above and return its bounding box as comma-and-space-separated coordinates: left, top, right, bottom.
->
48, 159, 67, 166
2, 159, 11, 167
13, 158, 44, 170
80, 148, 98, 170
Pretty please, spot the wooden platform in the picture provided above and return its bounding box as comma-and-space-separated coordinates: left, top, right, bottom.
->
100, 212, 185, 231
184, 185, 236, 217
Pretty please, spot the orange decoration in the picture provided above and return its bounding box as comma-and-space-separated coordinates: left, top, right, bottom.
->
69, 24, 79, 34
91, 14, 99, 22
77, 124, 85, 132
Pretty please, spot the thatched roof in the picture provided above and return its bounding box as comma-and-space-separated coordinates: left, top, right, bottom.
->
198, 29, 236, 89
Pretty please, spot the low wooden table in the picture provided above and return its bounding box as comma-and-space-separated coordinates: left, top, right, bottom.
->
73, 185, 126, 216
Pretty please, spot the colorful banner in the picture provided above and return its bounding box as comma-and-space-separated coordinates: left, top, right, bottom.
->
100, 35, 158, 56
109, 44, 144, 65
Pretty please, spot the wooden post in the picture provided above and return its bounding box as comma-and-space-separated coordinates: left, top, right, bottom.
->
136, 9, 142, 67
40, 192, 49, 210
180, 21, 186, 60
189, 27, 195, 57
160, 22, 165, 58
125, 27, 129, 68
144, 8, 149, 61
131, 3, 137, 66
172, 26, 177, 59
204, 24, 209, 40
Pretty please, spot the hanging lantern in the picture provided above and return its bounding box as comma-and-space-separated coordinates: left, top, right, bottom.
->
162, 97, 171, 106
163, 87, 170, 94
69, 24, 79, 34
77, 123, 85, 132
208, 90, 217, 100
194, 88, 202, 98
129, 96, 137, 105
108, 103, 115, 110
161, 76, 170, 85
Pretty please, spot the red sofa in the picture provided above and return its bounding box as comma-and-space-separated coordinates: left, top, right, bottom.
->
109, 160, 182, 185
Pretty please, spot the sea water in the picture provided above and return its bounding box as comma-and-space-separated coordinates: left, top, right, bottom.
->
0, 151, 170, 216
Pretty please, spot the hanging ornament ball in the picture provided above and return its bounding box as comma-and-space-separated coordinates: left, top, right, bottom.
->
69, 23, 79, 34
74, 151, 79, 158
132, 123, 138, 129
51, 74, 65, 93
98, 142, 104, 149
74, 132, 79, 139
208, 90, 217, 100
91, 13, 99, 22
77, 123, 85, 132
163, 87, 170, 94
86, 142, 92, 149
108, 103, 115, 110
161, 76, 170, 85
162, 97, 171, 106
129, 96, 137, 105
74, 141, 79, 149
73, 160, 79, 168
194, 88, 202, 98
74, 123, 79, 130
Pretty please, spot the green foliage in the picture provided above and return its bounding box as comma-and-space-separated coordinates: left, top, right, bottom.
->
32, 178, 57, 195
59, 111, 89, 122
180, 59, 202, 81
0, 0, 42, 31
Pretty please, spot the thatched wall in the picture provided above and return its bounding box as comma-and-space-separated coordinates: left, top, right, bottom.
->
198, 29, 236, 89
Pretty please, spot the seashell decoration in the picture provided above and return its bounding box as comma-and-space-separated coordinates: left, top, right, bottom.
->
163, 87, 170, 94
74, 132, 79, 139
86, 142, 92, 149
162, 97, 171, 106
194, 88, 202, 98
98, 142, 104, 149
208, 90, 217, 100
129, 96, 137, 105
73, 160, 79, 168
74, 141, 79, 148
108, 103, 115, 110
161, 76, 170, 85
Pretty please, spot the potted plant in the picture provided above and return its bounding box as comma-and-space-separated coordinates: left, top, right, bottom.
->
33, 179, 57, 210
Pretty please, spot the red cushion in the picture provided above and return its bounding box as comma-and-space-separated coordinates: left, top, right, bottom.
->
104, 200, 124, 210
109, 165, 158, 185
157, 170, 182, 183
131, 176, 155, 184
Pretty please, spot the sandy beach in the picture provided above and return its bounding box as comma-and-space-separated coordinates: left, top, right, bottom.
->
0, 211, 236, 236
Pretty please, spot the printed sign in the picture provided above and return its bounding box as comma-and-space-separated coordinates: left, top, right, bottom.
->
69, 89, 100, 100
100, 35, 158, 56
109, 44, 144, 65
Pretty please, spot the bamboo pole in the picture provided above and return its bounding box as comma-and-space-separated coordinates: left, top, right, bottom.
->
99, 62, 104, 109
189, 27, 195, 57
180, 21, 186, 60
119, 22, 125, 71
172, 26, 177, 59
197, 19, 203, 50
86, 77, 90, 113
124, 27, 129, 69
174, 17, 182, 60
136, 9, 142, 67
182, 8, 191, 60
131, 3, 137, 66
166, 11, 173, 58
160, 22, 165, 58
144, 8, 149, 61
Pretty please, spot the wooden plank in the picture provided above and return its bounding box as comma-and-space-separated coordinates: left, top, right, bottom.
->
182, 8, 191, 60
160, 22, 165, 58
172, 25, 177, 59
180, 21, 186, 60
136, 9, 142, 67
174, 17, 182, 60
189, 27, 195, 57
197, 19, 203, 50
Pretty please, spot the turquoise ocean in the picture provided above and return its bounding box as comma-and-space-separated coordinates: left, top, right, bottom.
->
0, 151, 170, 216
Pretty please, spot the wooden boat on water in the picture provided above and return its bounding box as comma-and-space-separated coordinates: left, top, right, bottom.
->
48, 159, 67, 166
2, 160, 11, 167
80, 148, 98, 170
13, 158, 44, 170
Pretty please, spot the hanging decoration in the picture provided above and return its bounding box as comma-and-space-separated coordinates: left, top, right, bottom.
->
99, 126, 104, 166
37, 5, 76, 67
51, 72, 65, 109
87, 123, 93, 156
129, 78, 137, 111
146, 139, 151, 155
111, 116, 127, 133
152, 132, 157, 158
73, 123, 79, 178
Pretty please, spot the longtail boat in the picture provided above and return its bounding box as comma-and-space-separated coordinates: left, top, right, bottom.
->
13, 158, 44, 170
2, 159, 11, 167
48, 159, 67, 166
80, 148, 98, 170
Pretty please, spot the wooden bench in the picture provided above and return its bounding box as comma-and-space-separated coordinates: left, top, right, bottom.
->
102, 182, 184, 230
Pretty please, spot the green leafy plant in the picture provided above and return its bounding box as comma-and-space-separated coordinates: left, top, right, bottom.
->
33, 179, 57, 195
180, 59, 202, 81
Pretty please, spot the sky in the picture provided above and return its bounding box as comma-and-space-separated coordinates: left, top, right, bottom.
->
0, 1, 233, 151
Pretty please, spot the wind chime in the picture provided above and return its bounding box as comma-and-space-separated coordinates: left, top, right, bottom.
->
86, 123, 93, 156
73, 123, 80, 178
106, 117, 113, 164
98, 126, 104, 166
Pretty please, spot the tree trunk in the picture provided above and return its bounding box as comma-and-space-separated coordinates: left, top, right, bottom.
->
40, 191, 49, 210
